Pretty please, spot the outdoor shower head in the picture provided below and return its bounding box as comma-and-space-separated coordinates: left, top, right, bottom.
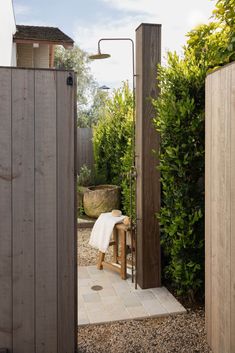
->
89, 52, 111, 60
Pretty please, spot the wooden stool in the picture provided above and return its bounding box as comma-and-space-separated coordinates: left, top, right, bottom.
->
97, 223, 131, 280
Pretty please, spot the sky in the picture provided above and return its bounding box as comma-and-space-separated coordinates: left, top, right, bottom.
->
13, 0, 215, 89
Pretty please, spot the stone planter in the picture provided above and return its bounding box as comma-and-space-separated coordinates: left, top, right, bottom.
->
83, 185, 120, 218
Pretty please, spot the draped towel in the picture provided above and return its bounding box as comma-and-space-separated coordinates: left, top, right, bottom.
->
89, 212, 125, 253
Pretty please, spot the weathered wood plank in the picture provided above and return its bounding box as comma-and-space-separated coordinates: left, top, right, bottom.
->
135, 24, 143, 289
57, 70, 76, 353
0, 68, 12, 350
223, 65, 231, 353
230, 63, 235, 353
205, 73, 212, 347
120, 229, 127, 280
217, 65, 231, 353
206, 62, 235, 353
210, 70, 221, 353
12, 68, 35, 352
35, 70, 57, 353
135, 23, 161, 289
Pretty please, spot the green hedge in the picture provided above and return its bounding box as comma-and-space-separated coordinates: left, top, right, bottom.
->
154, 18, 233, 299
93, 82, 134, 216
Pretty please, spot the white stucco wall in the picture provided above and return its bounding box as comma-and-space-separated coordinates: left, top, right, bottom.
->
0, 0, 16, 66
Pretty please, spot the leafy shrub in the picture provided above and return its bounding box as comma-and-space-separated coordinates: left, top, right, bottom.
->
93, 82, 134, 216
77, 165, 93, 187
214, 0, 235, 61
154, 17, 232, 298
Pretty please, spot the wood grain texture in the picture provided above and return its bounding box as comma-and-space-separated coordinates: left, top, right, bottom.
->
135, 24, 161, 289
12, 68, 35, 353
120, 229, 127, 280
211, 70, 220, 353
135, 25, 143, 289
57, 71, 76, 353
35, 70, 57, 353
0, 68, 12, 350
205, 72, 212, 347
0, 67, 76, 353
206, 62, 235, 353
230, 63, 235, 353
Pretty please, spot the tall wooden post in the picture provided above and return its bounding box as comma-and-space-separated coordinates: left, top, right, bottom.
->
135, 23, 161, 289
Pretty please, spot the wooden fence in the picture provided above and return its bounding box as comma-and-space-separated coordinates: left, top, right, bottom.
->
205, 62, 235, 353
77, 128, 94, 173
0, 67, 77, 353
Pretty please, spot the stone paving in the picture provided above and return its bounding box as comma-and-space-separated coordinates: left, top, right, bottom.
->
78, 265, 186, 325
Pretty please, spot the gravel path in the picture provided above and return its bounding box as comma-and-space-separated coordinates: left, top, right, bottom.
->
78, 229, 212, 353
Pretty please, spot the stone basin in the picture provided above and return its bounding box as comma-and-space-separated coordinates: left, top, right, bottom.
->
83, 185, 120, 219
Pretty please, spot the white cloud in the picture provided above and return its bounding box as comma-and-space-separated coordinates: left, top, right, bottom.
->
74, 0, 215, 89
74, 17, 139, 88
100, 0, 158, 15
187, 10, 211, 28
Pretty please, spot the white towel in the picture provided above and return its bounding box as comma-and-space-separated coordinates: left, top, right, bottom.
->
89, 212, 125, 253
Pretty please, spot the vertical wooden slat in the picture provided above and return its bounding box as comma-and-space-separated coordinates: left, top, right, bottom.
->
230, 63, 235, 353
12, 68, 35, 353
211, 70, 221, 353
206, 63, 235, 353
217, 66, 231, 353
35, 70, 57, 353
205, 74, 212, 347
57, 71, 76, 353
224, 66, 231, 353
135, 25, 143, 288
0, 68, 12, 351
74, 74, 78, 353
135, 24, 161, 289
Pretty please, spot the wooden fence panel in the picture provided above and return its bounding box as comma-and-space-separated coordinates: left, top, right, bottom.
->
77, 128, 94, 173
206, 62, 235, 353
0, 68, 12, 351
0, 67, 77, 353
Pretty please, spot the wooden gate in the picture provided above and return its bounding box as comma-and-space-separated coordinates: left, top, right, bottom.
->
0, 67, 77, 353
205, 62, 235, 353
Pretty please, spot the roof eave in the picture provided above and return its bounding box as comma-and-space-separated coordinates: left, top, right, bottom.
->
13, 38, 74, 49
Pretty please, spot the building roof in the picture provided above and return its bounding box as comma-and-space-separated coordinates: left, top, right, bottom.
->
14, 25, 74, 47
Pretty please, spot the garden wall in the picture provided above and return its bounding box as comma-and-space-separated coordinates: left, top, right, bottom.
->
205, 62, 235, 353
0, 67, 77, 353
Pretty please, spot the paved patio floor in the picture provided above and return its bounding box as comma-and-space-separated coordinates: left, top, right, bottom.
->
78, 266, 186, 325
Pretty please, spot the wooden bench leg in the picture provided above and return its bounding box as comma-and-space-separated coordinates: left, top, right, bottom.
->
113, 228, 118, 264
120, 229, 127, 280
97, 252, 105, 270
